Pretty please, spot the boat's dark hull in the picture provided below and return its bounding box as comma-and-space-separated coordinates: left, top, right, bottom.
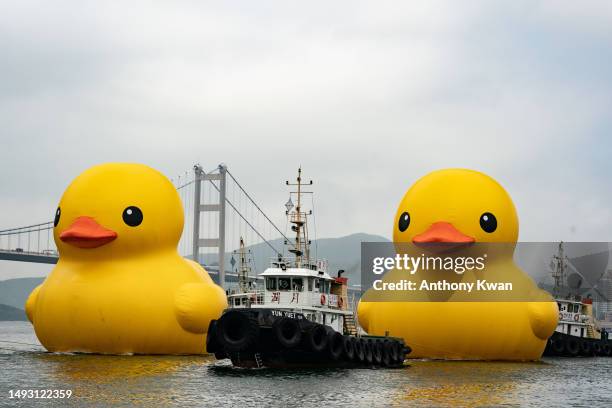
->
207, 308, 411, 368
543, 331, 612, 357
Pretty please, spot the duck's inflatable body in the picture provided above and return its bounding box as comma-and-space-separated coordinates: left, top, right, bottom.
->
358, 169, 558, 360
25, 163, 227, 354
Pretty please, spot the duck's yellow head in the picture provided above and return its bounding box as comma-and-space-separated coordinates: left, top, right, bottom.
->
393, 169, 518, 245
54, 163, 183, 260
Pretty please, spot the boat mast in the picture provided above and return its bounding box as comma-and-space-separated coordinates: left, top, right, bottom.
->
237, 237, 251, 292
286, 168, 312, 268
551, 241, 567, 297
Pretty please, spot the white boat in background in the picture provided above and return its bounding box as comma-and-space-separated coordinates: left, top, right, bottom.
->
544, 242, 611, 357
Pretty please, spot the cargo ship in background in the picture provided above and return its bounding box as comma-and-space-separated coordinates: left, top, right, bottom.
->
544, 242, 612, 357
206, 168, 410, 368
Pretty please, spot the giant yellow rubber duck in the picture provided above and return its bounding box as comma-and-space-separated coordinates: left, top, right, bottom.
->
358, 169, 558, 360
25, 163, 227, 354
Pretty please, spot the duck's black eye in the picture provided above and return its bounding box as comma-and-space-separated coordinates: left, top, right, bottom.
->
53, 207, 61, 227
398, 211, 410, 232
479, 212, 497, 233
122, 206, 143, 227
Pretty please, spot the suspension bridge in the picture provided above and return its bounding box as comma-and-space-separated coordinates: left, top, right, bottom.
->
0, 164, 297, 289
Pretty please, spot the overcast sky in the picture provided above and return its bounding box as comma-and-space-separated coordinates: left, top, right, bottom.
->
2, 1, 612, 279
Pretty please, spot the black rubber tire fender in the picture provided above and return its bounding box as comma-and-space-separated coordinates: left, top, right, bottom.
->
328, 331, 344, 360
372, 340, 383, 364
387, 340, 399, 362
206, 319, 220, 354
353, 337, 365, 362
273, 317, 302, 349
342, 336, 355, 360
579, 339, 592, 356
398, 341, 410, 363
545, 337, 554, 353
551, 337, 565, 354
304, 324, 328, 353
592, 341, 602, 356
602, 343, 611, 356
566, 338, 580, 356
216, 311, 260, 352
362, 339, 373, 364
381, 341, 392, 366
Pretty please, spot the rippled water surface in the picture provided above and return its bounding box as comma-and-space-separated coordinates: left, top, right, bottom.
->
1, 322, 611, 407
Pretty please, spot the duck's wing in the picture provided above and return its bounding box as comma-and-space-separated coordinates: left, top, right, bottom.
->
527, 289, 559, 340
174, 280, 227, 334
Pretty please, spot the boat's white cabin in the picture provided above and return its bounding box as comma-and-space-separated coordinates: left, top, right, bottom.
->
555, 298, 600, 339
228, 258, 351, 333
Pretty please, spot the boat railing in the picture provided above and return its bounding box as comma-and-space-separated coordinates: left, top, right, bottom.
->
289, 212, 309, 225
228, 291, 266, 307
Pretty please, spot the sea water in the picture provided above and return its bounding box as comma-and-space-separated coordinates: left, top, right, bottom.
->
0, 321, 611, 407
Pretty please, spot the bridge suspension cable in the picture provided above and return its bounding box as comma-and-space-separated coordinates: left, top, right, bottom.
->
201, 168, 289, 255
0, 221, 56, 261
225, 168, 292, 249
0, 222, 53, 234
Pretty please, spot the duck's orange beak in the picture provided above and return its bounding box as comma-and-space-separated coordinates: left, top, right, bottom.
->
60, 217, 117, 248
412, 222, 475, 244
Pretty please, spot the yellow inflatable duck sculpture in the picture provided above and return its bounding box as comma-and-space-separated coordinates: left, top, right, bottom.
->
358, 169, 558, 360
25, 163, 227, 354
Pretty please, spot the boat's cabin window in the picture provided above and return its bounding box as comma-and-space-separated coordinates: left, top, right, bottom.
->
278, 277, 291, 291
314, 278, 320, 291
321, 280, 330, 294
557, 302, 561, 311
266, 277, 277, 291
308, 278, 314, 291
234, 298, 240, 306
292, 278, 303, 292
241, 297, 247, 305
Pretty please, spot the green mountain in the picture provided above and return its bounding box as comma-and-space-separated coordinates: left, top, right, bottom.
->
0, 304, 28, 321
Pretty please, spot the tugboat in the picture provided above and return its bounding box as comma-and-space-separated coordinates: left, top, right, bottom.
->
206, 168, 411, 368
543, 242, 611, 357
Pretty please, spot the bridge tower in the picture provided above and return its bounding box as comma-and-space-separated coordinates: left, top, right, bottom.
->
192, 164, 227, 288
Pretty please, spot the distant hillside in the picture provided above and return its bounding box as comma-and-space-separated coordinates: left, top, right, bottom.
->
0, 304, 28, 321
0, 277, 44, 309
